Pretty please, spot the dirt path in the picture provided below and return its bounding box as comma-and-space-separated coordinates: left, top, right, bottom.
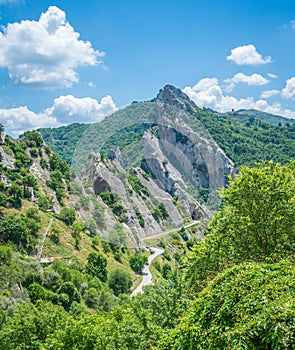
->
143, 220, 199, 241
37, 218, 53, 260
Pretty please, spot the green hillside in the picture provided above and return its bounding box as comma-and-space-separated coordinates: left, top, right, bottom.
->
0, 128, 169, 327
195, 107, 295, 166
39, 101, 154, 172
236, 108, 295, 126
39, 100, 295, 169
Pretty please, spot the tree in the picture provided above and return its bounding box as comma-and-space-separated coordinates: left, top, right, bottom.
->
57, 281, 81, 310
0, 301, 68, 350
59, 207, 76, 226
85, 252, 108, 282
108, 268, 132, 296
84, 287, 99, 308
211, 161, 295, 262
0, 215, 28, 248
8, 184, 23, 208
23, 130, 44, 147
185, 161, 295, 291
129, 254, 148, 274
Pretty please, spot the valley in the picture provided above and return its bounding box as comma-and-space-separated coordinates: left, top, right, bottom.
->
0, 85, 294, 349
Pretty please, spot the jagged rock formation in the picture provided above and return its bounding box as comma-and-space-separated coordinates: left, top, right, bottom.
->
78, 152, 193, 247
157, 84, 196, 113
73, 85, 237, 247
141, 86, 236, 211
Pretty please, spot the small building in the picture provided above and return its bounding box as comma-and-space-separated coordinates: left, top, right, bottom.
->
39, 257, 54, 264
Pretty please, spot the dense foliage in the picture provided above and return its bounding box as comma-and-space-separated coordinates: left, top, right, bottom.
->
194, 107, 295, 166
162, 261, 295, 349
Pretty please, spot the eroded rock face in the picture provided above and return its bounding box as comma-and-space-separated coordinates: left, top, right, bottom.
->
0, 146, 15, 169
77, 85, 237, 248
157, 117, 235, 189
80, 152, 191, 247
142, 90, 235, 195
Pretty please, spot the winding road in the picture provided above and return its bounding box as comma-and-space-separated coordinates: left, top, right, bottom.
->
131, 247, 164, 296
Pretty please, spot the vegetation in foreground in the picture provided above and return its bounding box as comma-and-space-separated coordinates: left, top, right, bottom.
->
0, 158, 294, 349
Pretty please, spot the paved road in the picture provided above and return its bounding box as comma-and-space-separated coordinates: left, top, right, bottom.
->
131, 247, 164, 296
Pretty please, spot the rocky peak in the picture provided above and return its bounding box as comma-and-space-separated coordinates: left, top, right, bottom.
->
156, 85, 196, 113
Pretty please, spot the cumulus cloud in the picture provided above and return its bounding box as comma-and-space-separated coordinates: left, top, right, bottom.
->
267, 73, 278, 79
0, 106, 59, 136
224, 73, 269, 92
0, 95, 117, 136
260, 90, 280, 99
227, 44, 272, 65
0, 6, 103, 88
281, 77, 295, 100
45, 95, 117, 124
183, 77, 295, 119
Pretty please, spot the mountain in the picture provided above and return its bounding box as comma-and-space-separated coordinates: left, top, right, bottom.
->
66, 85, 237, 247
234, 109, 295, 126
39, 85, 295, 169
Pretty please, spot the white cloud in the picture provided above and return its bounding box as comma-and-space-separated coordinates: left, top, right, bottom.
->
183, 78, 223, 107
45, 95, 117, 124
227, 44, 272, 65
281, 77, 295, 100
0, 6, 103, 88
291, 20, 295, 29
0, 106, 59, 136
260, 90, 280, 99
183, 77, 295, 119
224, 73, 269, 92
267, 73, 278, 79
0, 95, 117, 136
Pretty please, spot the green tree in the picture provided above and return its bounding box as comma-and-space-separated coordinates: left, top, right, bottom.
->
0, 301, 68, 350
84, 287, 99, 308
129, 254, 148, 274
59, 207, 76, 226
8, 183, 23, 208
23, 130, 44, 147
185, 161, 295, 291
108, 268, 132, 296
0, 215, 28, 248
212, 161, 295, 262
57, 281, 81, 310
85, 252, 108, 282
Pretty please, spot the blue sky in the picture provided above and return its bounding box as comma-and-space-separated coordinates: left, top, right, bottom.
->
1, 0, 295, 135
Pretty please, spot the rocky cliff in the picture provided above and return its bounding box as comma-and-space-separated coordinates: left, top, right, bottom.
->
74, 151, 199, 248
72, 85, 236, 247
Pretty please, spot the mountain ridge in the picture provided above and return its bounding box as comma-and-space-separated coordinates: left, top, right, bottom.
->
38, 84, 295, 168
